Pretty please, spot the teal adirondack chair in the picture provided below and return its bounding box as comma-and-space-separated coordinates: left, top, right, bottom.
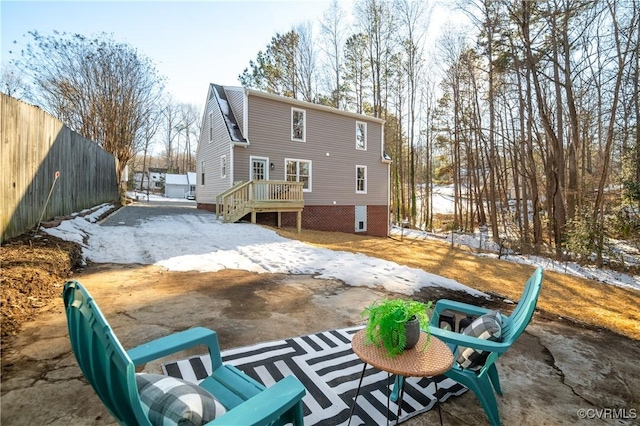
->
392, 267, 543, 426
63, 280, 306, 426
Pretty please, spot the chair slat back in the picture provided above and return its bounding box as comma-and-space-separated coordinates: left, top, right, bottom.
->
500, 267, 543, 345
63, 281, 146, 425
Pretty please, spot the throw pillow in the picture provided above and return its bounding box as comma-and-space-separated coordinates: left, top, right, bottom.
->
136, 373, 226, 426
456, 310, 502, 370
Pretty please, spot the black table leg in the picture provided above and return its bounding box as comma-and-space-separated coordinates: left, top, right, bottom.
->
436, 380, 443, 426
395, 375, 406, 424
348, 362, 368, 426
386, 373, 391, 426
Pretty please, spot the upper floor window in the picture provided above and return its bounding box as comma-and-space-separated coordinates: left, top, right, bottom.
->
356, 165, 367, 194
220, 155, 227, 178
356, 121, 367, 150
286, 158, 312, 191
291, 108, 306, 142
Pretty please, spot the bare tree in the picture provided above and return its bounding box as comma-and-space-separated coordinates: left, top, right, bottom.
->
319, 0, 347, 108
295, 22, 317, 102
160, 98, 181, 172
343, 33, 370, 114
437, 27, 470, 230
0, 63, 29, 99
591, 0, 639, 265
178, 103, 200, 172
354, 0, 397, 118
395, 0, 432, 224
418, 79, 438, 230
12, 31, 164, 188
134, 101, 163, 190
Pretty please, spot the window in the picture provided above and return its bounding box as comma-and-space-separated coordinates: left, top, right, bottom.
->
209, 112, 213, 142
356, 121, 367, 150
285, 159, 312, 191
291, 108, 306, 142
356, 165, 367, 194
220, 155, 227, 178
201, 161, 205, 185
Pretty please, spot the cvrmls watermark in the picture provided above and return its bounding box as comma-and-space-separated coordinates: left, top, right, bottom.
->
577, 408, 637, 420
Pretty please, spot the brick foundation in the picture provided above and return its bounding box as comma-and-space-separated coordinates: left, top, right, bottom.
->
364, 205, 391, 237
197, 203, 217, 213
198, 203, 389, 237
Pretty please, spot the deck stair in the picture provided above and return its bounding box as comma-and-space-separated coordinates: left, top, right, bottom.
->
216, 180, 304, 232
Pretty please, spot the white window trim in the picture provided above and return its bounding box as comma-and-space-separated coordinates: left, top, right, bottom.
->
220, 155, 227, 178
291, 107, 306, 142
356, 165, 367, 194
209, 112, 213, 143
356, 121, 367, 150
285, 158, 312, 192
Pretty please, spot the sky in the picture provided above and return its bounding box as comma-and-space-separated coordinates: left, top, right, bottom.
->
1, 0, 343, 109
1, 0, 461, 112
42, 188, 640, 294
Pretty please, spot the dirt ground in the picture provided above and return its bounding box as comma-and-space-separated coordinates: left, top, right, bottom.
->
275, 227, 640, 341
1, 203, 118, 342
1, 233, 82, 340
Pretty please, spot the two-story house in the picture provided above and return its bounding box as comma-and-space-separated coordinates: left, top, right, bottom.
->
148, 167, 167, 193
196, 84, 390, 237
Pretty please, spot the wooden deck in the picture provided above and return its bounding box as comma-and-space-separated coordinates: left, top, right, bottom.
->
216, 180, 304, 232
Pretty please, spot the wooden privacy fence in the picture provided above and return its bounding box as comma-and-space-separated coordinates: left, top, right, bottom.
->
1, 93, 119, 242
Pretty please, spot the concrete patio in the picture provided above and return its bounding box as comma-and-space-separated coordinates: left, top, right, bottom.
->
2, 262, 639, 425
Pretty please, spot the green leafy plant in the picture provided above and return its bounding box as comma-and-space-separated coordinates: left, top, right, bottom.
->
361, 298, 433, 357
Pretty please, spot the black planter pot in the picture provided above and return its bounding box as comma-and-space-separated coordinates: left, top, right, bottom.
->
404, 316, 420, 350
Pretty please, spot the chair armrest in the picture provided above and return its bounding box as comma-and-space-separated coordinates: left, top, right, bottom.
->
430, 299, 493, 326
128, 327, 221, 365
430, 327, 510, 354
207, 375, 306, 426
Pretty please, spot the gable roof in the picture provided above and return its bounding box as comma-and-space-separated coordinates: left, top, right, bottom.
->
187, 172, 196, 185
245, 88, 386, 124
165, 173, 189, 186
210, 84, 246, 143
210, 83, 385, 127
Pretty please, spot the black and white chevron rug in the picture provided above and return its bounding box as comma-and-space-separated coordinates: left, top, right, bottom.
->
162, 326, 466, 425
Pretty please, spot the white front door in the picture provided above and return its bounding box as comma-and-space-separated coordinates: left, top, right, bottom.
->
250, 157, 269, 200
250, 157, 268, 181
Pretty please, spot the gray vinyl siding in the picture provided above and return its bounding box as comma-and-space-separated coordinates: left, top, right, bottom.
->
236, 94, 387, 206
196, 86, 233, 203
224, 87, 244, 134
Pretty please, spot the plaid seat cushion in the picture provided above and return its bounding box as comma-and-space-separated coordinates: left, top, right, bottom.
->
456, 310, 502, 370
136, 373, 226, 426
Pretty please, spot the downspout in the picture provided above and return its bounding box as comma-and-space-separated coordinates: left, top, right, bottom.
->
381, 122, 390, 237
